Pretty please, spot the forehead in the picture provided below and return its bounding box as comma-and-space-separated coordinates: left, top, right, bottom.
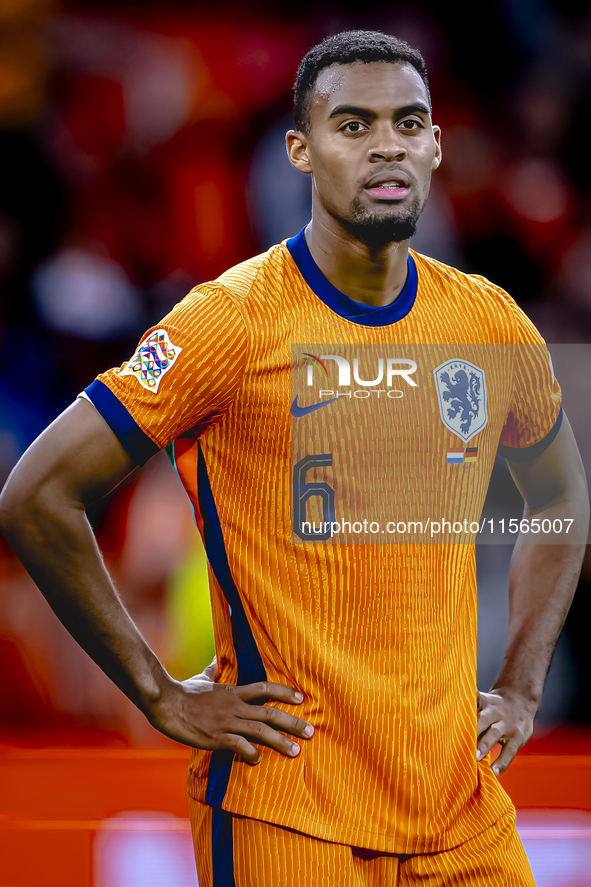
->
310, 61, 429, 121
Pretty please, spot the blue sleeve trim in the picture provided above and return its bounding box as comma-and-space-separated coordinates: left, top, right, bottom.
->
83, 379, 160, 465
286, 227, 418, 327
498, 406, 563, 463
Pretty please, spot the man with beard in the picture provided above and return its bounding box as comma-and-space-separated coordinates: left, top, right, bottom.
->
1, 30, 588, 887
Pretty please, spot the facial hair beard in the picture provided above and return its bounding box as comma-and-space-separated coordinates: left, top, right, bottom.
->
343, 194, 423, 247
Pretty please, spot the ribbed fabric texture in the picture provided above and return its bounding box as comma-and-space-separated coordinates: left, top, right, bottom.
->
98, 243, 561, 855
189, 798, 536, 886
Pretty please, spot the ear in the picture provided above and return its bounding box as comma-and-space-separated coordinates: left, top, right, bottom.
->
431, 125, 442, 172
286, 130, 312, 174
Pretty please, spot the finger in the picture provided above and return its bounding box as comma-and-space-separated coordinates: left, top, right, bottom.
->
476, 723, 505, 760
237, 681, 304, 705
223, 733, 261, 765
241, 704, 314, 738
490, 738, 520, 776
476, 706, 497, 738
240, 719, 302, 757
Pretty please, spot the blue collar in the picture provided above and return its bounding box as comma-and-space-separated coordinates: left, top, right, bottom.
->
286, 227, 418, 327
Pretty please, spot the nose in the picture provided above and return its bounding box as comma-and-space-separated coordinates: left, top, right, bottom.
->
368, 124, 406, 162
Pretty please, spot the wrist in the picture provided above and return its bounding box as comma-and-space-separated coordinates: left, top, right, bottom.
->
133, 656, 175, 718
490, 682, 540, 715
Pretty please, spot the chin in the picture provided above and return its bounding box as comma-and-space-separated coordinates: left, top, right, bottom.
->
345, 197, 422, 247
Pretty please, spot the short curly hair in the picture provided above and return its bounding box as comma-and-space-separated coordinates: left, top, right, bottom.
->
294, 30, 430, 134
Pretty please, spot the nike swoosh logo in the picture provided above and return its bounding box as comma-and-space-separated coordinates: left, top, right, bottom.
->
290, 395, 343, 417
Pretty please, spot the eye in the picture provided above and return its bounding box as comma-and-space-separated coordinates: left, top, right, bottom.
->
340, 120, 368, 133
398, 118, 424, 131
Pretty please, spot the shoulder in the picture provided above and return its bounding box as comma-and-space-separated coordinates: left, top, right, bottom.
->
167, 242, 291, 330
212, 242, 290, 304
410, 250, 544, 344
411, 249, 513, 307
136, 243, 292, 365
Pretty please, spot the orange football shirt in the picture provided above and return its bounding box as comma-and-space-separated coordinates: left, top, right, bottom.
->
85, 229, 561, 854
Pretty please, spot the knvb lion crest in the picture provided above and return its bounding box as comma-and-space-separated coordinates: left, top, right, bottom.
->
120, 329, 182, 393
433, 359, 488, 443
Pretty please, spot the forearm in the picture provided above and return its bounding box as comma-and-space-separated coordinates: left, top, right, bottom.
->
494, 499, 588, 706
0, 490, 167, 717
477, 420, 588, 773
0, 400, 313, 758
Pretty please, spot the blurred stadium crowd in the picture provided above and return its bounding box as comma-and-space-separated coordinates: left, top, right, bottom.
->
1, 0, 591, 748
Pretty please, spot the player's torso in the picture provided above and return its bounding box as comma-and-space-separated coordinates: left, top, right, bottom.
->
173, 246, 517, 688
196, 245, 516, 537
182, 245, 520, 849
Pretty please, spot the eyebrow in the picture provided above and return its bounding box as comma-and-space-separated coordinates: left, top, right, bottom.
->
328, 102, 430, 120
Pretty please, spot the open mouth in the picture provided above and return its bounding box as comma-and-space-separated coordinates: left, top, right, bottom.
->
364, 175, 410, 199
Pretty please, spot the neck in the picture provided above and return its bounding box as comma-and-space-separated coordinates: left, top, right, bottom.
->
304, 206, 410, 308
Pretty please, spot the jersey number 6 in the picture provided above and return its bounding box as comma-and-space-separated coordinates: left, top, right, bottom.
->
292, 454, 335, 542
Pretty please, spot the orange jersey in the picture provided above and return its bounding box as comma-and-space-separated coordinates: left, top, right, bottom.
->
85, 229, 561, 854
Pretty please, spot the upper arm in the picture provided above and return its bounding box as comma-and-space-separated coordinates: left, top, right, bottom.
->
506, 413, 588, 513
91, 287, 248, 450
1, 285, 249, 529
0, 398, 138, 524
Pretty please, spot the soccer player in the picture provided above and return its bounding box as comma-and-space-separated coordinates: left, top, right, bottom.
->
0, 30, 588, 887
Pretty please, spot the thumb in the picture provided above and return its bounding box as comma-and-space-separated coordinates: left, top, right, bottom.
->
203, 656, 220, 682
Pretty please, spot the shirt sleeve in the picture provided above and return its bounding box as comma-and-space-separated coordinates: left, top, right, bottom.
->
82, 284, 248, 464
498, 300, 562, 462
